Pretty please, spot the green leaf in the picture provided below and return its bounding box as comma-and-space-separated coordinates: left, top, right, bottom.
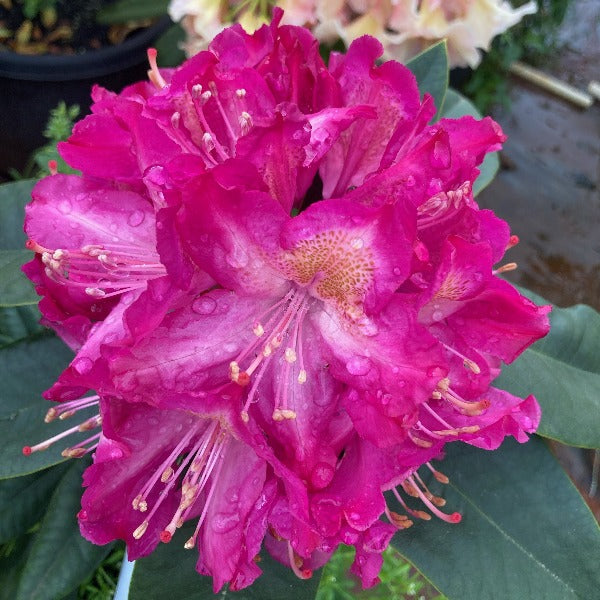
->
437, 89, 499, 195
0, 250, 38, 307
0, 335, 99, 479
0, 464, 68, 544
406, 41, 448, 120
0, 305, 43, 348
495, 301, 600, 448
391, 437, 600, 600
97, 0, 170, 24
15, 459, 112, 600
0, 534, 36, 600
154, 23, 186, 67
0, 179, 35, 251
130, 522, 323, 600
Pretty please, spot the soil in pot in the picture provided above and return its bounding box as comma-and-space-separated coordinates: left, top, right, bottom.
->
0, 2, 171, 177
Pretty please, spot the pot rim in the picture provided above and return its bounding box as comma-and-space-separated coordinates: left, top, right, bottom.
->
0, 15, 171, 81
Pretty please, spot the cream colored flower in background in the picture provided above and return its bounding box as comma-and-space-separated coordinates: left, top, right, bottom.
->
168, 0, 537, 68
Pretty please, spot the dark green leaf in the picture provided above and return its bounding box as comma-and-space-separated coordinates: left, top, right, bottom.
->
495, 301, 600, 448
438, 89, 499, 195
0, 250, 38, 307
130, 522, 322, 600
0, 335, 98, 479
0, 464, 68, 544
406, 41, 448, 120
97, 0, 170, 24
0, 534, 36, 600
392, 437, 600, 600
0, 179, 35, 251
0, 305, 43, 348
155, 23, 186, 67
15, 459, 112, 600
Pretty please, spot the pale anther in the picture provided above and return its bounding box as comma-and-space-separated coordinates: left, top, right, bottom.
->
284, 348, 297, 363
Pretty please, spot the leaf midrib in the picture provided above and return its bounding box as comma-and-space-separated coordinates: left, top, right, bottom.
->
448, 482, 577, 599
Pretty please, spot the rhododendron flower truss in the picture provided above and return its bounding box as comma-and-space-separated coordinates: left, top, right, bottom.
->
22, 13, 552, 592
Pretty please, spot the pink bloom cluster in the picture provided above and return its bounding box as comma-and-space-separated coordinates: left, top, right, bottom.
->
24, 12, 549, 592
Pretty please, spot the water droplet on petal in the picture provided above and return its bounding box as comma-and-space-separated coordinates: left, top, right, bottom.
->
73, 357, 93, 374
211, 512, 241, 533
430, 138, 451, 169
432, 310, 444, 321
122, 292, 134, 306
345, 356, 372, 376
310, 462, 335, 490
58, 199, 72, 214
350, 237, 364, 250
223, 342, 238, 353
225, 247, 249, 269
192, 296, 217, 315
427, 365, 446, 379
128, 210, 145, 227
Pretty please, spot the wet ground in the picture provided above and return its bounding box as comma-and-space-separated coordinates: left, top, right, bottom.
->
477, 0, 600, 518
478, 0, 600, 310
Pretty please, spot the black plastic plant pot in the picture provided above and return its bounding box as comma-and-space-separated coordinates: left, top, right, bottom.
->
0, 16, 171, 177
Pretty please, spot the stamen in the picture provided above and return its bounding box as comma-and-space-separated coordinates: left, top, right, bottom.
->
507, 234, 520, 249
493, 262, 518, 275
236, 290, 310, 422
61, 431, 101, 458
208, 82, 237, 149
132, 423, 200, 512
408, 429, 433, 448
435, 381, 490, 416
45, 395, 99, 422
426, 462, 450, 484
202, 132, 215, 153
406, 475, 461, 523
414, 472, 446, 507
287, 542, 312, 580
147, 48, 166, 89
23, 414, 102, 455
27, 240, 165, 300
440, 342, 481, 374
133, 520, 149, 539
179, 434, 229, 549
384, 505, 413, 529
239, 111, 252, 135
392, 488, 431, 521
133, 422, 228, 548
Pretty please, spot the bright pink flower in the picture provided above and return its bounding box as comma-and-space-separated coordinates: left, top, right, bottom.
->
23, 13, 550, 591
